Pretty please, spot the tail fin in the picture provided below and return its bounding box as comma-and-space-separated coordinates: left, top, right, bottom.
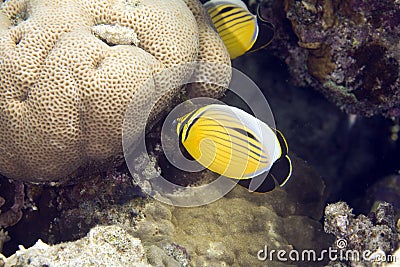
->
237, 154, 292, 193
269, 154, 292, 187
247, 4, 275, 53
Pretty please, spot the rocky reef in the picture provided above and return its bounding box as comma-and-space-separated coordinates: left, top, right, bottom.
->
324, 201, 399, 266
0, 153, 333, 266
259, 0, 400, 117
2, 225, 151, 267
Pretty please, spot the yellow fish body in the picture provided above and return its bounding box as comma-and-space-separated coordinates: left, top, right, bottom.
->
203, 0, 275, 59
175, 104, 292, 192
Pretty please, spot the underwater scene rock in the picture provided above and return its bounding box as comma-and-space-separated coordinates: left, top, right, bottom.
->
324, 201, 399, 267
259, 0, 400, 117
2, 225, 151, 267
0, 154, 333, 266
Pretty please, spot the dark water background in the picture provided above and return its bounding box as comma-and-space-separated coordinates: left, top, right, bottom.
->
228, 51, 400, 214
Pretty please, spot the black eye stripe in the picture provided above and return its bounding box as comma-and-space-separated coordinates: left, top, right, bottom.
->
178, 110, 196, 142
184, 116, 200, 141
181, 109, 207, 142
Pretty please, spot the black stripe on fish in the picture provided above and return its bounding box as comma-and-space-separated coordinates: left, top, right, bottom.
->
228, 126, 258, 142
217, 15, 254, 37
199, 136, 265, 167
198, 130, 269, 164
199, 140, 254, 166
183, 109, 207, 142
178, 109, 197, 143
213, 8, 248, 26
210, 6, 236, 20
196, 124, 266, 157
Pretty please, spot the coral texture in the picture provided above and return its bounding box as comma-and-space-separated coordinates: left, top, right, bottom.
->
0, 0, 230, 182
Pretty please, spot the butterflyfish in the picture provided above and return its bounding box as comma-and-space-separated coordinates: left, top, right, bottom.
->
203, 0, 275, 59
174, 104, 292, 193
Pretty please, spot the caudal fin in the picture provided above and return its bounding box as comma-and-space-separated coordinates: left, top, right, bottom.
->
237, 153, 292, 193
269, 154, 292, 187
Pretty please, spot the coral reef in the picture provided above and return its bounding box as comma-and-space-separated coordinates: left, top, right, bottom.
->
79, 154, 331, 266
0, 0, 230, 182
1, 225, 152, 267
324, 201, 399, 266
259, 0, 400, 117
2, 152, 332, 266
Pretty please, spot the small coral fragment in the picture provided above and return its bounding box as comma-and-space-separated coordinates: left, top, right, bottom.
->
92, 24, 139, 46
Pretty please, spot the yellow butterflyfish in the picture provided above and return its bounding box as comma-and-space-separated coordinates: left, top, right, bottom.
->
203, 0, 275, 59
174, 104, 292, 193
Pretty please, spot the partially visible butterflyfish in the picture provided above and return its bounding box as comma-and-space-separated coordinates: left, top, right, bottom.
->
203, 0, 275, 59
174, 104, 292, 193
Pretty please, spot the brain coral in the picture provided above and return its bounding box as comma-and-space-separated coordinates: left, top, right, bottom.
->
0, 0, 231, 182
